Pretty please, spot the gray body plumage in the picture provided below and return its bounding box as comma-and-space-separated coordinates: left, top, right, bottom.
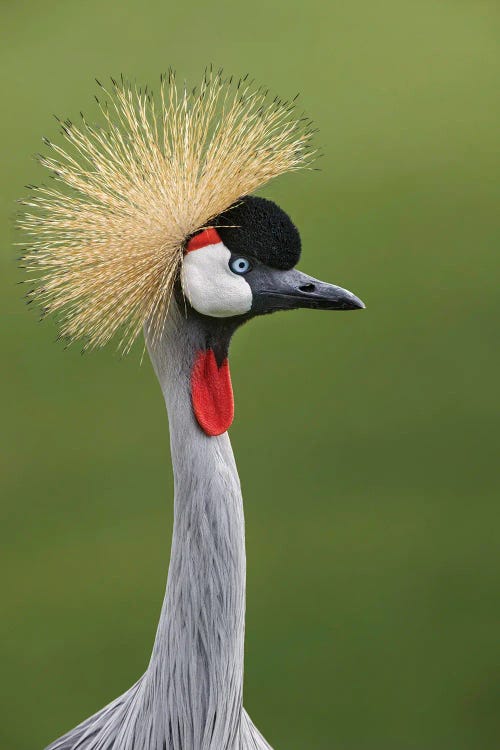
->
46, 303, 272, 750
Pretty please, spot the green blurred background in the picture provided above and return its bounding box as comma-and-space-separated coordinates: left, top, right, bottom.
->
1, 1, 499, 748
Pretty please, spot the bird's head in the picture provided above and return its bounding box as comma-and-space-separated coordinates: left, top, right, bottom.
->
20, 72, 365, 437
182, 195, 364, 322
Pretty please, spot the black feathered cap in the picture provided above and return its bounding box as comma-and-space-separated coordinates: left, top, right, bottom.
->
213, 195, 301, 270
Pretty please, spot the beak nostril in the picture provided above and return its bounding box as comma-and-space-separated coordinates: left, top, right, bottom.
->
298, 283, 315, 293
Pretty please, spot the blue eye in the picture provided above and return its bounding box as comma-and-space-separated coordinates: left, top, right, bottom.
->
229, 257, 252, 275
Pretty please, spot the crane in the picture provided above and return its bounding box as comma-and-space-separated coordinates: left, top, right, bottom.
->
20, 70, 364, 750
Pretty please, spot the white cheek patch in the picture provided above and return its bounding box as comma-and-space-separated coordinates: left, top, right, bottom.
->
181, 242, 253, 318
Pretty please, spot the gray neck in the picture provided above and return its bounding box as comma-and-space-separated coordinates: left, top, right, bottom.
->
144, 303, 246, 750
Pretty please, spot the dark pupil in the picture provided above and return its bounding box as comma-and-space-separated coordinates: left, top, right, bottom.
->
237, 261, 245, 269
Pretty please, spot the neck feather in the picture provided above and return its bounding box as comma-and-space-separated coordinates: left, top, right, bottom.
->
144, 303, 246, 749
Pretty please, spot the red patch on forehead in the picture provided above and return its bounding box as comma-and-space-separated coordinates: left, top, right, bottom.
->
186, 227, 222, 253
191, 349, 234, 437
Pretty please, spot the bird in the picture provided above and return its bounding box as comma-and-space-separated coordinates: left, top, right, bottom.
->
20, 70, 364, 750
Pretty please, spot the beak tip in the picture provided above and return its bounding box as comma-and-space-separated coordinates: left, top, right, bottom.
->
348, 294, 365, 310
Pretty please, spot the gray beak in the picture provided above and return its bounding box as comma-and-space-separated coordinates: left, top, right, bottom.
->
249, 267, 365, 315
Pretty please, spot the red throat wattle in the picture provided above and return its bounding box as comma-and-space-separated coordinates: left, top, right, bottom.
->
191, 349, 234, 436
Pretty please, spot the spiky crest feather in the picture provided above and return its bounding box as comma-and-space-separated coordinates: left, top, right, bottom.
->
19, 70, 316, 351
